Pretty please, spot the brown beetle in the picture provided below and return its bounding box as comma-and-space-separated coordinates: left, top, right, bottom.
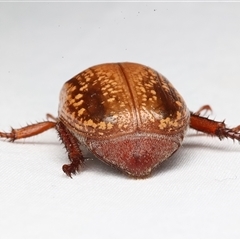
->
1, 62, 240, 178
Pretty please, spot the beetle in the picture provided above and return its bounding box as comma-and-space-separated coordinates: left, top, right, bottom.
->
1, 62, 240, 178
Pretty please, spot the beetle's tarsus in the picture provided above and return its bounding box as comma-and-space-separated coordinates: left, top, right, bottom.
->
62, 163, 79, 178
218, 125, 240, 142
0, 128, 16, 142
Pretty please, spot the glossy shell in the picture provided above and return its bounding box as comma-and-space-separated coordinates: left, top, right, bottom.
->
58, 62, 190, 177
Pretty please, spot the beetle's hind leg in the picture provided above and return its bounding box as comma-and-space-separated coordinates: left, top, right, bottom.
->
56, 121, 84, 177
190, 110, 240, 142
194, 104, 212, 116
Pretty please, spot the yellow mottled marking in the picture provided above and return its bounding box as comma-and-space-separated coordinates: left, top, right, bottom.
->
107, 98, 115, 103
84, 119, 97, 128
70, 85, 77, 92
98, 122, 106, 130
162, 85, 170, 91
176, 101, 182, 107
158, 111, 183, 130
69, 98, 75, 105
78, 108, 85, 116
71, 111, 76, 118
107, 122, 113, 129
140, 87, 146, 93
150, 90, 156, 95
85, 77, 92, 82
80, 84, 88, 91
111, 90, 120, 94
75, 93, 83, 100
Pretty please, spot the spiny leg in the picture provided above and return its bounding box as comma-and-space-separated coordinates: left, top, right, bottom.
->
0, 121, 56, 142
190, 110, 240, 142
194, 104, 212, 116
56, 121, 84, 177
46, 113, 58, 122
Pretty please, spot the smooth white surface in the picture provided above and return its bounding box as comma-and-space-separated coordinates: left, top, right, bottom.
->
1, 2, 240, 238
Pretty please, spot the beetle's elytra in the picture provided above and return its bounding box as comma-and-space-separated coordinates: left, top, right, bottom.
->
1, 62, 240, 178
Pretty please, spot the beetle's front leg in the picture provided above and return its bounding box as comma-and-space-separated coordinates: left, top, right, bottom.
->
56, 121, 84, 177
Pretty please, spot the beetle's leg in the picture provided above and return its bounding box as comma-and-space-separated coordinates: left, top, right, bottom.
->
0, 121, 56, 142
56, 121, 84, 177
46, 113, 58, 122
190, 112, 240, 142
194, 104, 212, 116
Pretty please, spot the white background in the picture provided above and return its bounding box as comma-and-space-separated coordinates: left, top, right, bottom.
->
1, 2, 240, 238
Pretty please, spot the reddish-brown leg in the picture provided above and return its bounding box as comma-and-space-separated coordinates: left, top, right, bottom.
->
46, 113, 58, 122
0, 121, 56, 142
194, 104, 212, 116
56, 121, 84, 177
190, 107, 240, 141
